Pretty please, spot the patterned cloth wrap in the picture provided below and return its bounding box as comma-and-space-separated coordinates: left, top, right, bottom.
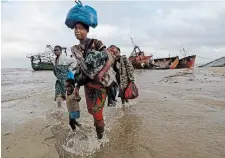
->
73, 46, 116, 87
84, 50, 108, 78
69, 111, 80, 119
53, 65, 68, 100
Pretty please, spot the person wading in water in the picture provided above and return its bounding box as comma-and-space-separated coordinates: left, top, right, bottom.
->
53, 45, 73, 107
109, 45, 135, 106
71, 22, 114, 139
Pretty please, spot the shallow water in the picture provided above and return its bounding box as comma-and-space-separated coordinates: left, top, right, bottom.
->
1, 68, 55, 103
2, 68, 225, 158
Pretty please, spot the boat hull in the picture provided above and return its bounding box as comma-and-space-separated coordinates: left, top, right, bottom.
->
129, 55, 152, 69
32, 62, 54, 71
176, 55, 196, 69
153, 56, 179, 69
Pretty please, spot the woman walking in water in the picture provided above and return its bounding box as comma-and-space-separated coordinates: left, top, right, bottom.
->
53, 45, 75, 107
71, 22, 114, 139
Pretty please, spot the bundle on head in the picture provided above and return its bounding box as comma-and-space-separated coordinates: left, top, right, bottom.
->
65, 0, 98, 29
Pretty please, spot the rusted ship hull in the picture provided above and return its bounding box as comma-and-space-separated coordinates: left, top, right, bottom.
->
152, 56, 179, 69
176, 55, 196, 69
129, 55, 153, 69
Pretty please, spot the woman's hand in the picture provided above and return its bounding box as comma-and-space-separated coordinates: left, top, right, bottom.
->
97, 70, 105, 82
96, 49, 113, 82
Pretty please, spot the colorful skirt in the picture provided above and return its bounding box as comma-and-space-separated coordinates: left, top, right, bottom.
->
84, 82, 107, 127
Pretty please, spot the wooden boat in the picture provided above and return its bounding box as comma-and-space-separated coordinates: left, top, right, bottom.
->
152, 56, 179, 69
176, 55, 196, 69
26, 45, 67, 71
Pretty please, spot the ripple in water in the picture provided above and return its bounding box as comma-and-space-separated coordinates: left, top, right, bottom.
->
47, 101, 129, 157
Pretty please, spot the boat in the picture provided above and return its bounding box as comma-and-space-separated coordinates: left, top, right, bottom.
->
152, 56, 179, 69
128, 36, 153, 69
175, 48, 196, 69
176, 55, 196, 69
26, 45, 67, 71
199, 56, 225, 68
128, 46, 153, 69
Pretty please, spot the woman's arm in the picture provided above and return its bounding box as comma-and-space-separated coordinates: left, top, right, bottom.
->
95, 40, 114, 80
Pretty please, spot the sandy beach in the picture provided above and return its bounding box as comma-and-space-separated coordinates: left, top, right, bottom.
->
1, 67, 225, 158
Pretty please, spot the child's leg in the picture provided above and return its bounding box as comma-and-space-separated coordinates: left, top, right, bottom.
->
69, 118, 76, 130
75, 120, 81, 127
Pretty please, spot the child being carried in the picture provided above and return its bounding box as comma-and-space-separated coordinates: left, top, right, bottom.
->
65, 79, 81, 131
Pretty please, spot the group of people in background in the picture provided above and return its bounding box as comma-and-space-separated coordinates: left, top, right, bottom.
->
53, 22, 135, 140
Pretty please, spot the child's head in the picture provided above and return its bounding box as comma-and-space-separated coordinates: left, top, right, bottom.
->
65, 79, 75, 95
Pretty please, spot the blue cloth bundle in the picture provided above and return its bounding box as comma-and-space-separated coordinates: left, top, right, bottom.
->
65, 1, 98, 29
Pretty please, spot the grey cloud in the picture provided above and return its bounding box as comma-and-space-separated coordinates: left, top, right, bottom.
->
2, 1, 225, 68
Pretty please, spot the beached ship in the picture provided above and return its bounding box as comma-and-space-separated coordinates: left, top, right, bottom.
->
175, 48, 196, 69
26, 45, 67, 71
199, 56, 225, 68
129, 46, 153, 69
128, 37, 153, 69
175, 55, 196, 69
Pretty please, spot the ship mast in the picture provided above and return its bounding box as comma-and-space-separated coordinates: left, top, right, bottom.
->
180, 47, 189, 57
129, 35, 143, 57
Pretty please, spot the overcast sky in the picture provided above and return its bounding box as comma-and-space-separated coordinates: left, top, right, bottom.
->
1, 1, 225, 68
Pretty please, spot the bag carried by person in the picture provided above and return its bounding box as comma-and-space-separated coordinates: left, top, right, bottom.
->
65, 0, 98, 29
124, 82, 139, 99
122, 57, 139, 99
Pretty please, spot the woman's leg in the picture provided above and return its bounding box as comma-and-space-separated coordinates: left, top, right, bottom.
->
56, 96, 63, 107
107, 83, 115, 106
93, 108, 104, 139
84, 85, 107, 139
55, 79, 66, 108
111, 82, 118, 103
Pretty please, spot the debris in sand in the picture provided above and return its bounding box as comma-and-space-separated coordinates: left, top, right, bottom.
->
3, 133, 11, 136
188, 78, 194, 81
41, 125, 51, 130
165, 71, 193, 78
44, 136, 55, 141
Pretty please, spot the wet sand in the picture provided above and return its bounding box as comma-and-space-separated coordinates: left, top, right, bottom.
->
1, 67, 225, 158
1, 92, 58, 158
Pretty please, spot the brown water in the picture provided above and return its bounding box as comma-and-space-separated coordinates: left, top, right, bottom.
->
48, 68, 225, 158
